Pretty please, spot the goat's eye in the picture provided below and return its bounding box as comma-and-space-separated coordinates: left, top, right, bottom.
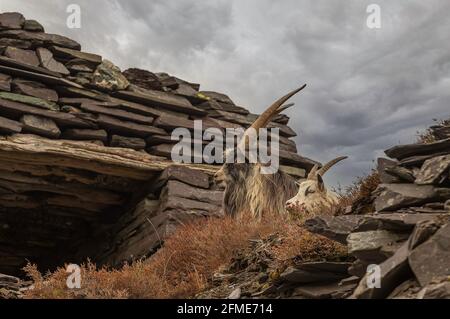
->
304, 187, 315, 196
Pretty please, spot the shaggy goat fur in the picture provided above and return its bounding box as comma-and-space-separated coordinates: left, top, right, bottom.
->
220, 163, 298, 219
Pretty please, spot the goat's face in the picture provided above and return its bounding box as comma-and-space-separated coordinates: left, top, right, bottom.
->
285, 156, 348, 217
285, 176, 326, 213
214, 162, 255, 188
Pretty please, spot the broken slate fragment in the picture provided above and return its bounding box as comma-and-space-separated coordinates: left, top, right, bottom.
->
12, 79, 58, 102
4, 47, 40, 66
415, 155, 450, 185
347, 230, 408, 262
0, 73, 11, 91
23, 19, 44, 32
62, 128, 108, 143
385, 138, 450, 160
110, 135, 146, 150
350, 241, 412, 299
92, 60, 129, 91
408, 223, 450, 287
36, 47, 70, 75
49, 46, 102, 65
0, 115, 22, 134
0, 91, 59, 111
374, 183, 437, 212
20, 114, 61, 138
0, 12, 25, 30
0, 30, 81, 50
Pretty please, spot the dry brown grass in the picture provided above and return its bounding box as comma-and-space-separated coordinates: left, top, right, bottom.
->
24, 174, 374, 299
335, 169, 380, 215
23, 213, 294, 299
270, 223, 348, 264
416, 118, 449, 144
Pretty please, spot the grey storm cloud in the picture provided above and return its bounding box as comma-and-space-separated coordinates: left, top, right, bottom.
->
1, 0, 450, 187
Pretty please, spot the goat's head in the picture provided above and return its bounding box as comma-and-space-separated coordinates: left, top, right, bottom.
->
285, 156, 347, 217
214, 85, 307, 218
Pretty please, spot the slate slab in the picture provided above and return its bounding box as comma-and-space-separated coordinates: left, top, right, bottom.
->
374, 183, 437, 212
415, 155, 450, 185
20, 114, 61, 138
12, 79, 58, 102
4, 47, 39, 66
36, 47, 70, 75
408, 223, 450, 286
0, 12, 25, 30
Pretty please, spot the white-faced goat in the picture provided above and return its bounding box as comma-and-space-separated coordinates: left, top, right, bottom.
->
214, 85, 348, 220
285, 156, 347, 216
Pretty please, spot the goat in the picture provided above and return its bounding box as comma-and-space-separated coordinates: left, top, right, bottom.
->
285, 156, 347, 217
214, 85, 307, 219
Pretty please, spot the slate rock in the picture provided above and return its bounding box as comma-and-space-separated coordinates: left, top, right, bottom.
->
20, 114, 61, 138
355, 213, 449, 233
198, 99, 249, 115
159, 165, 210, 189
164, 180, 223, 206
23, 20, 44, 32
123, 68, 162, 91
96, 114, 165, 137
377, 158, 399, 183
62, 128, 108, 142
65, 58, 95, 73
408, 223, 450, 286
113, 89, 205, 116
384, 165, 415, 183
12, 79, 58, 102
92, 60, 129, 91
4, 47, 40, 66
408, 220, 440, 250
350, 241, 412, 299
280, 262, 351, 284
0, 30, 81, 50
160, 197, 222, 217
199, 91, 235, 105
374, 183, 437, 212
0, 55, 62, 78
347, 230, 408, 262
0, 91, 59, 111
0, 115, 22, 134
304, 215, 364, 244
110, 135, 146, 150
385, 138, 450, 160
0, 38, 33, 50
0, 73, 11, 91
0, 12, 25, 30
415, 155, 450, 185
49, 46, 102, 65
36, 47, 70, 75
79, 102, 154, 125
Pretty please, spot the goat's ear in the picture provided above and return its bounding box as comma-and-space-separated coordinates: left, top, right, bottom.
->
317, 174, 325, 192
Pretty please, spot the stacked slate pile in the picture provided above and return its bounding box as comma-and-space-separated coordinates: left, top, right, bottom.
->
0, 273, 27, 299
305, 119, 450, 299
0, 12, 317, 276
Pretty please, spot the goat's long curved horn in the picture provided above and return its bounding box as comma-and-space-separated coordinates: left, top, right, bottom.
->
317, 156, 348, 176
307, 164, 319, 180
249, 84, 307, 131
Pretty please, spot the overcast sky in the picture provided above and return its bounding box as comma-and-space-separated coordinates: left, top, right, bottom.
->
2, 0, 450, 187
